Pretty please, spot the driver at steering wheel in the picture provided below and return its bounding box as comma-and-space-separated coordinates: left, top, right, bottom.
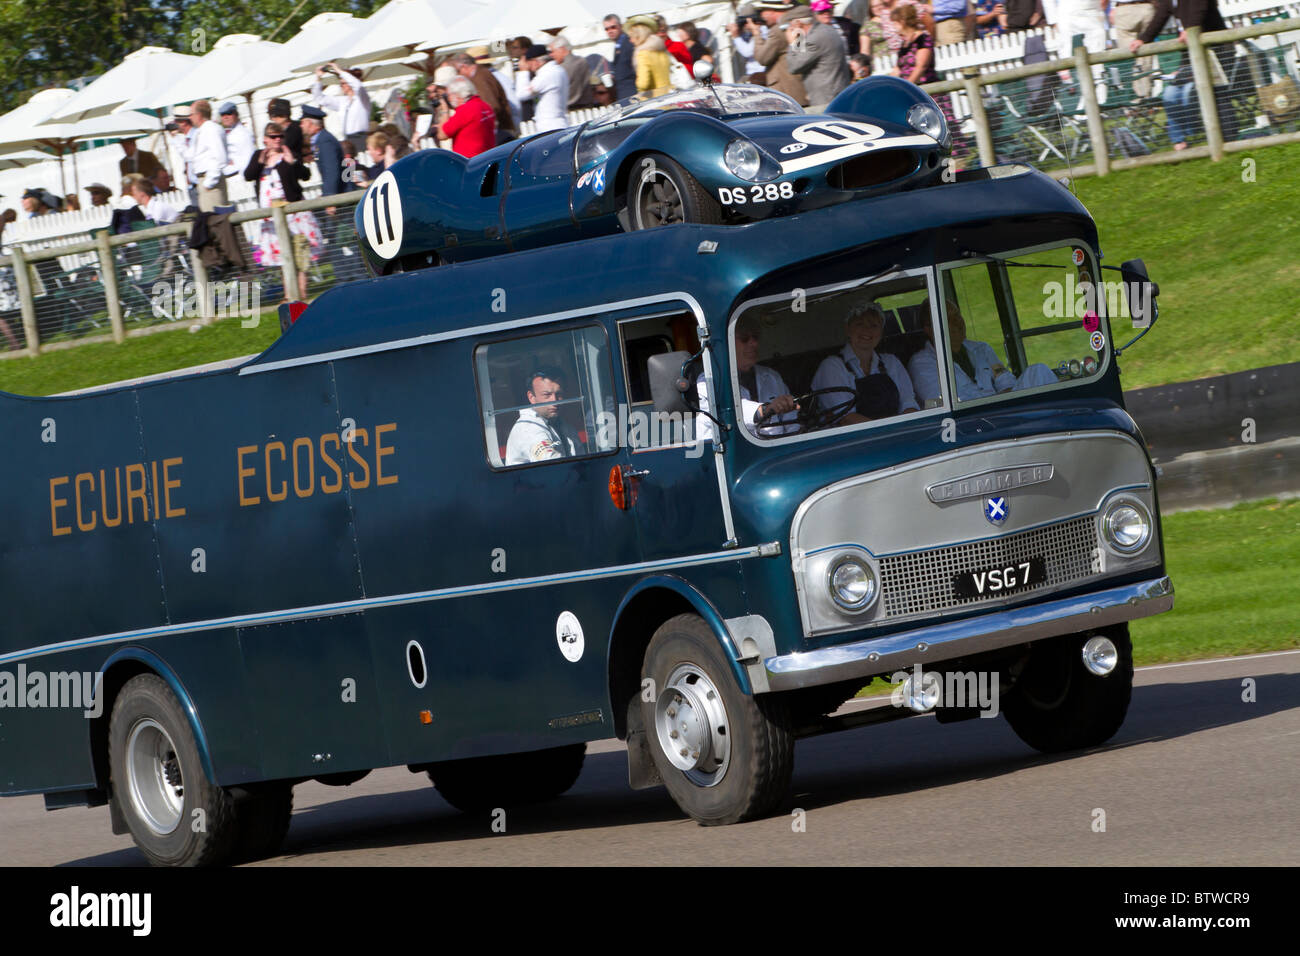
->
810, 303, 919, 426
696, 315, 800, 440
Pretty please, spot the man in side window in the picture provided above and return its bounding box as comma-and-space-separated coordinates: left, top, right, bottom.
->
506, 368, 578, 464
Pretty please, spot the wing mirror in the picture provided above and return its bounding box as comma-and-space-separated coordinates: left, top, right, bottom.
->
693, 60, 714, 83
1115, 258, 1159, 355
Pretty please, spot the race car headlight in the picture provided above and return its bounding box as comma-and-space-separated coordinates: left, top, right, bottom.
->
827, 555, 878, 613
907, 103, 945, 142
724, 139, 764, 181
1101, 498, 1152, 555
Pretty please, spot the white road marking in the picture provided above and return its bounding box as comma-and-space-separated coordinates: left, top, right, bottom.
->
1137, 648, 1300, 671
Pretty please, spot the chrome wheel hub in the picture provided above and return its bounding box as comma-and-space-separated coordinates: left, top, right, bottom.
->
126, 718, 185, 835
655, 663, 731, 786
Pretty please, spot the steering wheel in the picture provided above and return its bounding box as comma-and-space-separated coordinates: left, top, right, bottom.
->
755, 387, 857, 433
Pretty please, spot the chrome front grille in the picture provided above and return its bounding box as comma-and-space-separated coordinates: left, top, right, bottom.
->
878, 515, 1101, 619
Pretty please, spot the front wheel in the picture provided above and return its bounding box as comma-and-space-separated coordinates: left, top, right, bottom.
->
626, 153, 722, 230
641, 614, 794, 825
1002, 625, 1134, 753
108, 674, 239, 866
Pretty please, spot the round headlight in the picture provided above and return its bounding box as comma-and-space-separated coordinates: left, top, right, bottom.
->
907, 103, 944, 141
1102, 499, 1152, 554
827, 555, 878, 613
724, 139, 763, 181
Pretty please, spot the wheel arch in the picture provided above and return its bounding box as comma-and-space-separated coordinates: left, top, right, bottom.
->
88, 647, 218, 791
614, 114, 735, 204
606, 575, 750, 739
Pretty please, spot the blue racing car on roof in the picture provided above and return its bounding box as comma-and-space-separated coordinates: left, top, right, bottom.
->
355, 77, 951, 275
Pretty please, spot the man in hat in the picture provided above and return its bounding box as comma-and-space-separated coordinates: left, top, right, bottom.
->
753, 2, 809, 105
119, 138, 162, 182
267, 98, 304, 159
300, 105, 344, 197
84, 183, 112, 207
217, 101, 255, 179
516, 44, 569, 133
187, 99, 230, 211
312, 61, 372, 153
451, 50, 517, 144
19, 187, 59, 219
169, 104, 198, 207
604, 15, 637, 100
783, 4, 851, 110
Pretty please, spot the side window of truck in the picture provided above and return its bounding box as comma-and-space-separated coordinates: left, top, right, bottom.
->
474, 325, 617, 469
617, 312, 702, 450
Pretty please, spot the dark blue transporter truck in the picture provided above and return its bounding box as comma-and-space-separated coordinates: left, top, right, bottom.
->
0, 163, 1172, 865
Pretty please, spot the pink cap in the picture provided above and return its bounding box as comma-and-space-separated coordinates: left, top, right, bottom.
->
811, 0, 833, 9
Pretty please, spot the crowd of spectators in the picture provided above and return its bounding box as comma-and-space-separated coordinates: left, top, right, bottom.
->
0, 0, 1237, 272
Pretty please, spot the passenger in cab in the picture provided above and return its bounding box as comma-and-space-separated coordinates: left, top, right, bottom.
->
909, 298, 1058, 404
506, 367, 578, 464
697, 315, 800, 440
810, 303, 918, 426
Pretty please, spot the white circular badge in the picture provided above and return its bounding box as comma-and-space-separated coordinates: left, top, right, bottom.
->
556, 611, 584, 663
790, 120, 884, 147
1090, 330, 1106, 351
361, 169, 404, 260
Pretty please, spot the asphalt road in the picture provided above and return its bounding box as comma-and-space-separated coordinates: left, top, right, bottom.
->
2, 650, 1296, 866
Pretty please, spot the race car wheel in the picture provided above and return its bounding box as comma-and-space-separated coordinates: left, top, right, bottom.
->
428, 744, 586, 813
108, 674, 238, 866
641, 614, 794, 825
627, 153, 722, 230
1002, 625, 1134, 753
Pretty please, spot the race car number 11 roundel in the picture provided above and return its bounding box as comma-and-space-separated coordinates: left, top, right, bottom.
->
363, 170, 404, 260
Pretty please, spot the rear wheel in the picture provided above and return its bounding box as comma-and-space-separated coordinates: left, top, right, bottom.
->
1002, 626, 1134, 753
428, 744, 586, 813
108, 674, 238, 866
641, 614, 794, 825
626, 153, 722, 230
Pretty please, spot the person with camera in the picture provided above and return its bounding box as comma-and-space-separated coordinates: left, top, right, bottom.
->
246, 123, 321, 302
727, 5, 769, 84
312, 61, 372, 153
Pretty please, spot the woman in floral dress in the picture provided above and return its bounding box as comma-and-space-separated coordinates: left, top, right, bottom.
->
891, 4, 964, 155
245, 122, 323, 302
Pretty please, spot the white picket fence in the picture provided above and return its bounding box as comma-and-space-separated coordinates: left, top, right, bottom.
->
872, 0, 1300, 77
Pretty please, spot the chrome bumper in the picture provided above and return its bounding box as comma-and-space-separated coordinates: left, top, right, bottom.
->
763, 575, 1173, 692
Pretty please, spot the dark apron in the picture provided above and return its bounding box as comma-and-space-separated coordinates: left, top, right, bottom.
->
845, 357, 900, 419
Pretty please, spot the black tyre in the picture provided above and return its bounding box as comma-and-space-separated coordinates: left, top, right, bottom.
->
1002, 626, 1134, 753
641, 613, 794, 825
230, 784, 293, 864
626, 153, 722, 230
428, 744, 586, 813
108, 674, 238, 866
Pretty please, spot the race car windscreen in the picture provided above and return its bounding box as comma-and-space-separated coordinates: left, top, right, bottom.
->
595, 85, 803, 127
935, 243, 1111, 408
726, 272, 936, 441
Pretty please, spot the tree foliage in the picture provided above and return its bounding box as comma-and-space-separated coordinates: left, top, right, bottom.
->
0, 0, 388, 115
